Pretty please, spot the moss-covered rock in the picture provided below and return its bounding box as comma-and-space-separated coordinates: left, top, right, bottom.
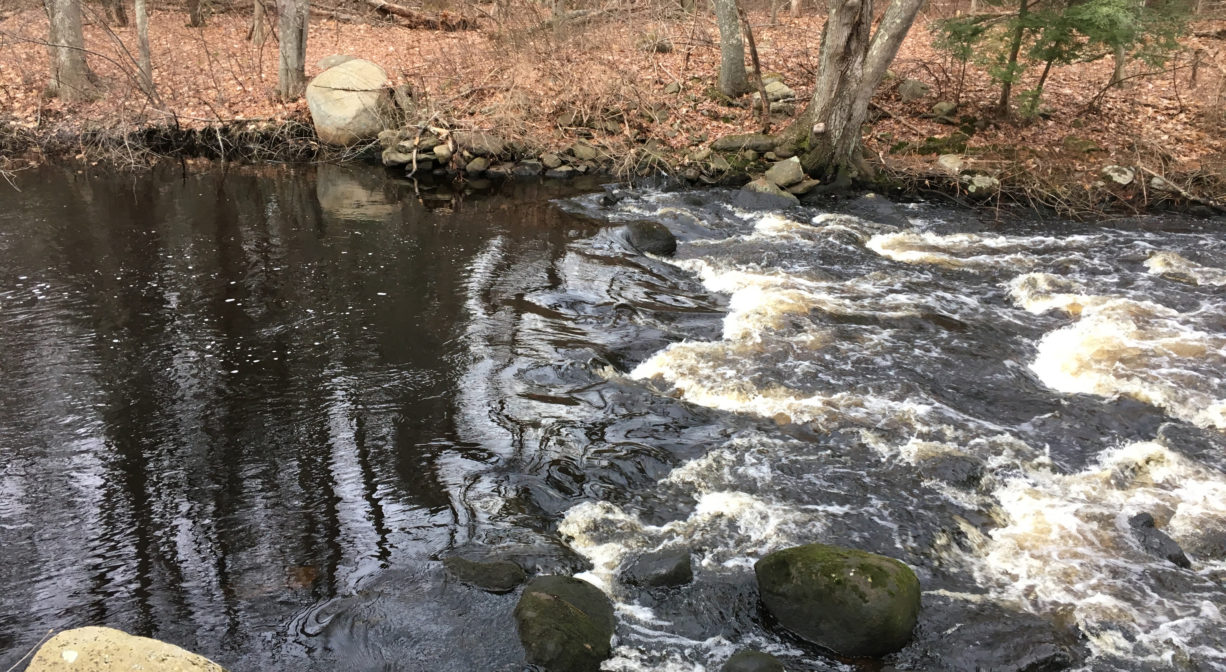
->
754, 543, 921, 658
514, 575, 615, 672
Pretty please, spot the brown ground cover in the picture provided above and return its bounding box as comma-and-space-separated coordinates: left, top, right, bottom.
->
2, 0, 1225, 209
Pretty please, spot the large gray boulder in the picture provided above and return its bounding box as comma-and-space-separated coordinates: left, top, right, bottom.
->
26, 627, 226, 672
514, 576, 615, 672
306, 59, 391, 146
764, 157, 804, 188
754, 543, 921, 658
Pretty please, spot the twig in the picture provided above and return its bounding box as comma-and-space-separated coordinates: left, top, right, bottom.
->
1137, 164, 1226, 212
3, 630, 54, 672
869, 101, 924, 135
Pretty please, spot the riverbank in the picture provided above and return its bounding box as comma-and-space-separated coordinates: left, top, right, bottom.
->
2, 3, 1225, 216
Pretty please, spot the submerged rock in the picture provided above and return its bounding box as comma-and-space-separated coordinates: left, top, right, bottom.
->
721, 649, 786, 672
26, 626, 226, 672
1129, 512, 1191, 568
514, 576, 615, 672
754, 543, 921, 658
442, 556, 526, 594
624, 221, 677, 256
619, 548, 693, 588
893, 595, 1086, 672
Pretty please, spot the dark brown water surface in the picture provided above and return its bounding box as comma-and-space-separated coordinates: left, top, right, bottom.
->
3, 165, 1226, 672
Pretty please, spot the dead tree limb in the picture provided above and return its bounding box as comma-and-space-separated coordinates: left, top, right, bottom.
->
360, 0, 477, 30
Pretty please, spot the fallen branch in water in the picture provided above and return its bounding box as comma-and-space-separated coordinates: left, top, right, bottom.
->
1137, 165, 1226, 213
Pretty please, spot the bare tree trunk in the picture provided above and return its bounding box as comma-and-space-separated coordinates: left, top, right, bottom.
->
276, 0, 309, 100
252, 0, 267, 45
713, 0, 750, 96
781, 0, 926, 178
44, 0, 97, 101
1109, 42, 1126, 87
790, 0, 801, 18
135, 0, 154, 97
103, 0, 128, 26
996, 0, 1030, 117
187, 0, 206, 26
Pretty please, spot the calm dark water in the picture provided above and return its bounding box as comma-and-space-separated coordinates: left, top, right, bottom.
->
2, 165, 1226, 672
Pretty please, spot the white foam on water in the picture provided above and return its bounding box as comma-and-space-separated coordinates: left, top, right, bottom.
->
867, 231, 1098, 270
970, 439, 1226, 666
1025, 295, 1226, 430
1145, 251, 1226, 287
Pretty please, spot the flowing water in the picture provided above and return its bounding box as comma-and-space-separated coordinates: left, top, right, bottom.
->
1, 165, 1225, 672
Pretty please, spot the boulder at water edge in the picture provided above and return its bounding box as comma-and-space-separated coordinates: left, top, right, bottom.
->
514, 575, 615, 672
26, 626, 226, 672
754, 543, 921, 658
306, 59, 391, 146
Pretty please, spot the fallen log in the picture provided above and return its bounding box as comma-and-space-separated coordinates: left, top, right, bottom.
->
360, 0, 478, 30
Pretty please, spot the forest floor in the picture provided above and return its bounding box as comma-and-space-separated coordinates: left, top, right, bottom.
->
2, 1, 1225, 214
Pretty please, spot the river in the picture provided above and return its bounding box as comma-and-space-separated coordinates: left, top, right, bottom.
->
1, 164, 1224, 671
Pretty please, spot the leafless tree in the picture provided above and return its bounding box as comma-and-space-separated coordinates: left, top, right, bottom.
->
713, 0, 750, 96
136, 0, 154, 96
781, 0, 926, 179
276, 0, 309, 100
44, 0, 97, 101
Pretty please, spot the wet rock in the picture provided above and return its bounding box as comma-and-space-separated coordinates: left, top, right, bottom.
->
442, 556, 526, 594
26, 626, 226, 672
569, 141, 600, 161
514, 576, 615, 672
620, 548, 693, 588
841, 193, 910, 227
898, 78, 931, 102
1184, 525, 1226, 561
306, 59, 391, 146
465, 156, 490, 176
754, 543, 921, 658
711, 133, 777, 153
740, 178, 800, 207
917, 453, 986, 489
624, 221, 677, 256
513, 160, 543, 177
454, 131, 507, 157
764, 157, 804, 188
786, 178, 821, 196
1129, 512, 1191, 568
381, 149, 413, 167
894, 596, 1086, 672
546, 166, 576, 179
721, 649, 786, 672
